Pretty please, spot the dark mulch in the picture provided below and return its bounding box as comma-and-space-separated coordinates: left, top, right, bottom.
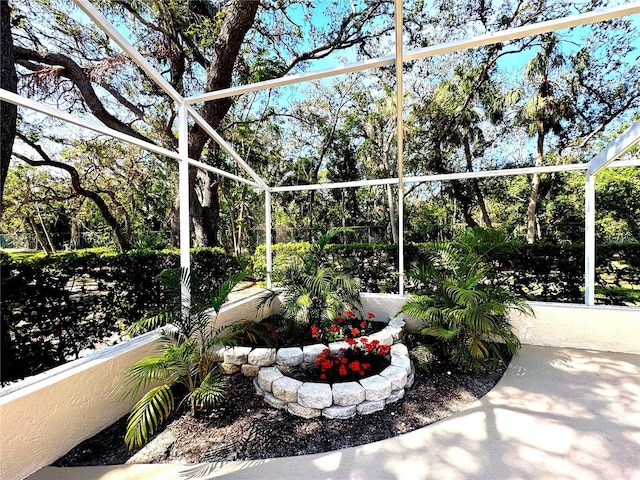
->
54, 350, 507, 467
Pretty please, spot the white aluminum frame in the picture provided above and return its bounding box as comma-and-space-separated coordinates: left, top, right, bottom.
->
584, 119, 640, 305
6, 0, 640, 302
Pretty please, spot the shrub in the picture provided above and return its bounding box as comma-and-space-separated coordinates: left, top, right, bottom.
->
401, 228, 532, 371
0, 248, 241, 384
256, 228, 361, 339
252, 240, 640, 304
121, 268, 249, 449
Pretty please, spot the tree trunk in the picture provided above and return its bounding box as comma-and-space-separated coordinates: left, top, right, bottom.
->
463, 134, 492, 227
0, 2, 17, 219
28, 216, 52, 255
170, 0, 259, 248
70, 216, 80, 250
307, 190, 315, 242
386, 184, 398, 243
526, 121, 545, 244
433, 140, 478, 228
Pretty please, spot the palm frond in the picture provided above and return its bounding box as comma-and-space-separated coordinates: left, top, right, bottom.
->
255, 288, 280, 313
125, 384, 175, 450
423, 325, 459, 340
401, 294, 443, 324
189, 367, 227, 412
158, 267, 188, 300
209, 270, 249, 314
469, 336, 489, 359
128, 310, 177, 337
444, 285, 486, 308
120, 353, 170, 401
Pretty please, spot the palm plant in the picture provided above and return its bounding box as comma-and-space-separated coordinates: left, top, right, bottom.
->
402, 228, 532, 371
257, 227, 361, 338
121, 268, 248, 449
518, 33, 575, 243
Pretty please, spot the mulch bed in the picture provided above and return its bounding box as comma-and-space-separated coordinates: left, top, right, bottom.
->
54, 350, 507, 467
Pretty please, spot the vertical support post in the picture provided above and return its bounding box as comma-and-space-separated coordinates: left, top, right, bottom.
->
178, 102, 191, 304
584, 172, 596, 305
265, 189, 273, 289
394, 0, 405, 296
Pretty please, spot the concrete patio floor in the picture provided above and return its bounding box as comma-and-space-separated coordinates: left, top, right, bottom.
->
27, 345, 640, 480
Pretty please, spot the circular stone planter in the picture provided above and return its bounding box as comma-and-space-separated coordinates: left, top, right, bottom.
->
218, 316, 414, 418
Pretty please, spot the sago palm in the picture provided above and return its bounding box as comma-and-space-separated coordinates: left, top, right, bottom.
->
402, 229, 532, 370
120, 268, 248, 449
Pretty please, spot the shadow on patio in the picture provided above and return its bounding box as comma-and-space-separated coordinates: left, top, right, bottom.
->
28, 344, 640, 480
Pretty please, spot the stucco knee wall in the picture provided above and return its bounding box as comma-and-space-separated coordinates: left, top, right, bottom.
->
0, 294, 270, 480
361, 293, 640, 355
510, 302, 640, 355
0, 332, 160, 480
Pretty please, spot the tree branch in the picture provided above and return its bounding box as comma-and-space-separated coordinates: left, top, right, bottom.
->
14, 47, 152, 144
14, 132, 133, 251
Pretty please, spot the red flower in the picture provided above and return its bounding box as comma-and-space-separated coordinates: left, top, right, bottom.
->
360, 337, 368, 344
337, 317, 344, 324
320, 373, 327, 380
345, 311, 355, 318
349, 360, 360, 372
367, 312, 375, 319
330, 324, 340, 333
378, 345, 391, 355
338, 365, 348, 376
365, 343, 374, 352
360, 321, 367, 327
311, 324, 320, 338
370, 339, 380, 347
346, 338, 357, 345
351, 328, 360, 337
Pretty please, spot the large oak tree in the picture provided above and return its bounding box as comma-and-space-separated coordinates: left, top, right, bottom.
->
8, 0, 391, 249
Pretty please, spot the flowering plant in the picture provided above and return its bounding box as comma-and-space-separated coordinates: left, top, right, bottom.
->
312, 337, 391, 383
310, 310, 377, 343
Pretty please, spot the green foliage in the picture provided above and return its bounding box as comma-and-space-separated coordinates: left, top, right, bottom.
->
401, 228, 532, 371
122, 268, 248, 450
252, 242, 311, 282
251, 240, 640, 304
0, 248, 242, 384
596, 167, 640, 242
256, 228, 361, 337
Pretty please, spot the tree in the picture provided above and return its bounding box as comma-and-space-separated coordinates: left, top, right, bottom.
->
409, 57, 511, 228
596, 166, 640, 242
9, 0, 392, 250
0, 2, 17, 219
281, 79, 358, 240
518, 34, 575, 243
349, 81, 402, 243
14, 134, 136, 251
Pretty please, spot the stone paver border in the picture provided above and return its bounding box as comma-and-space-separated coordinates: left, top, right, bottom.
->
218, 317, 414, 418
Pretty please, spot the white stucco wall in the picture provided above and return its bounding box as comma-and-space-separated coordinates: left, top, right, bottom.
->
362, 294, 640, 355
0, 332, 159, 480
511, 302, 640, 355
1, 293, 637, 480
0, 294, 269, 480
